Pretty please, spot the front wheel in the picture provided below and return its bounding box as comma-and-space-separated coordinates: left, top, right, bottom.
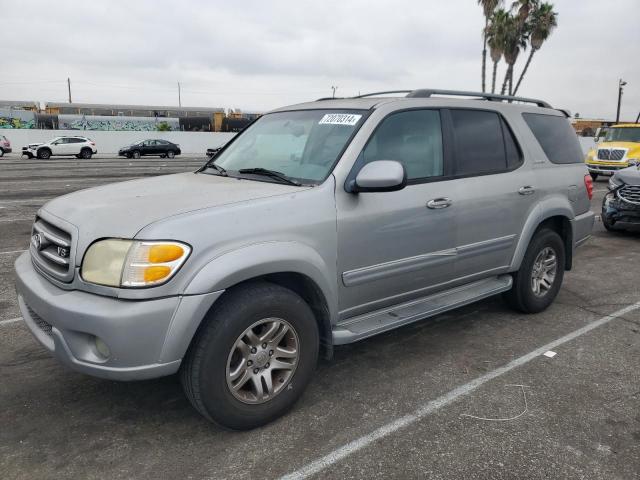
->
80, 148, 92, 159
504, 228, 565, 313
181, 282, 319, 430
132, 150, 141, 159
167, 150, 175, 159
37, 149, 51, 159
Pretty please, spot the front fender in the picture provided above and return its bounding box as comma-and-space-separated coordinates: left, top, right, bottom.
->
183, 240, 338, 319
510, 195, 575, 271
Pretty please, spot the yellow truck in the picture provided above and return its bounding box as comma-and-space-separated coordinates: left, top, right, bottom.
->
585, 124, 640, 180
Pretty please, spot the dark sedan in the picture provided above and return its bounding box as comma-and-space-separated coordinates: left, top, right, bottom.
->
118, 139, 181, 159
603, 166, 640, 232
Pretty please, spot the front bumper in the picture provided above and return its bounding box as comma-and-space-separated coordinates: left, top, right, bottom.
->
602, 192, 640, 230
14, 252, 223, 380
586, 162, 629, 175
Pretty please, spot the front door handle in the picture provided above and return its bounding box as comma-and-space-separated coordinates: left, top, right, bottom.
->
426, 197, 452, 209
518, 186, 535, 195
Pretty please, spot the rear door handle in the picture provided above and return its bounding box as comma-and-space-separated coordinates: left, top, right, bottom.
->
518, 186, 535, 195
426, 197, 452, 209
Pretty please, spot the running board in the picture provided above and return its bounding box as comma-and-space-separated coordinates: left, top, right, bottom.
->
332, 275, 513, 345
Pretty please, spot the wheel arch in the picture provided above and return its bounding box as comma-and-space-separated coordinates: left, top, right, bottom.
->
511, 202, 574, 272
177, 242, 337, 361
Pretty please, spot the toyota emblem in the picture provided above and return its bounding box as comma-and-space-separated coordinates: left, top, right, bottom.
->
31, 233, 43, 250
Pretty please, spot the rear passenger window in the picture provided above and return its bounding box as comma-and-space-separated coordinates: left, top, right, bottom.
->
450, 109, 520, 175
522, 113, 583, 164
362, 110, 443, 180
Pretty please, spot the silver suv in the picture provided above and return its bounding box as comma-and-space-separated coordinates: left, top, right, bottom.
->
14, 89, 594, 429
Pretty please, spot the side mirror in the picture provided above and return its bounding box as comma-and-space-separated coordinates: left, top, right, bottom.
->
349, 160, 407, 193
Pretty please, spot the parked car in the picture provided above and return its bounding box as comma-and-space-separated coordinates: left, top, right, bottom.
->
22, 136, 97, 159
205, 146, 223, 159
14, 89, 594, 430
0, 135, 12, 156
584, 124, 640, 180
118, 139, 181, 159
602, 165, 640, 231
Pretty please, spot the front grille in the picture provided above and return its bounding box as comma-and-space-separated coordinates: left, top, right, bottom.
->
31, 216, 74, 282
27, 305, 53, 337
597, 148, 626, 161
618, 185, 640, 205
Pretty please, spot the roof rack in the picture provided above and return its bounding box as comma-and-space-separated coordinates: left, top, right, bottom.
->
349, 88, 551, 108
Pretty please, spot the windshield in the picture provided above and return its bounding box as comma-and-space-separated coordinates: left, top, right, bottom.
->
208, 109, 366, 184
604, 127, 640, 143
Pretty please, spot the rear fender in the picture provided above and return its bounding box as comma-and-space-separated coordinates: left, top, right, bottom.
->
510, 197, 574, 271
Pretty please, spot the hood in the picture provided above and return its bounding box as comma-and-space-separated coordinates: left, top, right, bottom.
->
41, 172, 305, 261
598, 141, 640, 152
613, 166, 640, 186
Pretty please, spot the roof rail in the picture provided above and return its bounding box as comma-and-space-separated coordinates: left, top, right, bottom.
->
347, 88, 552, 108
406, 89, 552, 108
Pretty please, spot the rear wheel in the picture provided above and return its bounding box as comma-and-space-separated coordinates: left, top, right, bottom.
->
37, 148, 51, 159
504, 228, 565, 313
181, 282, 319, 430
590, 172, 599, 181
132, 150, 141, 159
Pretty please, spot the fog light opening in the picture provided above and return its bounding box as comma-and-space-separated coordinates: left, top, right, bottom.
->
95, 337, 111, 359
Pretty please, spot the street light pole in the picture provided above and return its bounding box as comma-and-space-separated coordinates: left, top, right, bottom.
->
616, 78, 626, 123
178, 82, 182, 107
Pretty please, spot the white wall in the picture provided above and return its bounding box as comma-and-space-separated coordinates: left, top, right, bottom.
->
579, 137, 596, 154
1, 129, 236, 154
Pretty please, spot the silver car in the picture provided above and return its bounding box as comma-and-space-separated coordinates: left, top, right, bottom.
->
14, 89, 595, 429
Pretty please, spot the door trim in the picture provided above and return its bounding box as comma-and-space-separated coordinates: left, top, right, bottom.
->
341, 234, 516, 288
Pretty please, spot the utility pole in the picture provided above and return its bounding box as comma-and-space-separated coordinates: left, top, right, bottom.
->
331, 85, 338, 98
616, 78, 626, 123
67, 77, 72, 103
178, 82, 182, 107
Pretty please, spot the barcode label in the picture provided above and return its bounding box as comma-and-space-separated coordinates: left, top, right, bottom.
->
318, 114, 362, 126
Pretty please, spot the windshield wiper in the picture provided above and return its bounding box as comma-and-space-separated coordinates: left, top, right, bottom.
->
203, 162, 228, 176
238, 167, 301, 186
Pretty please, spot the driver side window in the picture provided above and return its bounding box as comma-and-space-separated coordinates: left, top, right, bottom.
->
362, 110, 443, 180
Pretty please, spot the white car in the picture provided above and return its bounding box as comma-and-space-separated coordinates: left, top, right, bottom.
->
22, 136, 97, 159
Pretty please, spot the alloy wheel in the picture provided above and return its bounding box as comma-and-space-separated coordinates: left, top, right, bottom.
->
226, 318, 299, 404
531, 247, 557, 297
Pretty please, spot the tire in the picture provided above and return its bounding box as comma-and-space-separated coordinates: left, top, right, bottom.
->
37, 148, 51, 160
132, 150, 141, 159
181, 281, 319, 430
590, 173, 598, 181
167, 150, 175, 159
80, 148, 92, 159
504, 228, 565, 314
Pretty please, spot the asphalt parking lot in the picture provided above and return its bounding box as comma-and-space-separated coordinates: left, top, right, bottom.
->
1, 155, 638, 480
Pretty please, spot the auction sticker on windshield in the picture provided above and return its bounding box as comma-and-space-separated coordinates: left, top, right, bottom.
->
319, 113, 362, 126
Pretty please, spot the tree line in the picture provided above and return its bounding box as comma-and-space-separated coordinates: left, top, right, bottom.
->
479, 0, 558, 96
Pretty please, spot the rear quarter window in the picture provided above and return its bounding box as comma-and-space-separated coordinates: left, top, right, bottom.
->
522, 113, 583, 164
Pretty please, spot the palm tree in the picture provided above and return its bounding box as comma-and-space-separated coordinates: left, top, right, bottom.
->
478, 0, 501, 92
512, 2, 558, 95
485, 9, 509, 93
512, 0, 538, 26
499, 12, 527, 95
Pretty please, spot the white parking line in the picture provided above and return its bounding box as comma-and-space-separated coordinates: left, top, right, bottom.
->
279, 301, 640, 480
0, 249, 27, 256
0, 317, 22, 327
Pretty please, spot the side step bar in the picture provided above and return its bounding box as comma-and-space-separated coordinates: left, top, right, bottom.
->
332, 275, 513, 345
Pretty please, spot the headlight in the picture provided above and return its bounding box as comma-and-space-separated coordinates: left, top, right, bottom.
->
81, 239, 190, 287
608, 176, 623, 191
